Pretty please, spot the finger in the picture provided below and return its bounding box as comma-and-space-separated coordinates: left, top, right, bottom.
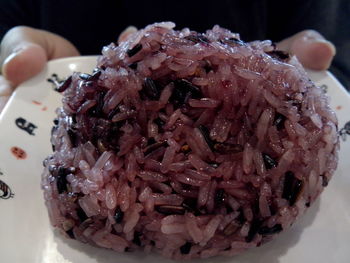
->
118, 26, 138, 44
277, 30, 336, 71
1, 26, 80, 86
2, 43, 47, 86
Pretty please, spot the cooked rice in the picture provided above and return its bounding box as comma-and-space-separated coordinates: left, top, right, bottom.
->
41, 22, 339, 259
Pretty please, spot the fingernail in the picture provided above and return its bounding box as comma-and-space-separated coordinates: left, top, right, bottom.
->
2, 46, 25, 78
320, 40, 336, 56
302, 32, 336, 56
3, 46, 25, 64
312, 40, 336, 70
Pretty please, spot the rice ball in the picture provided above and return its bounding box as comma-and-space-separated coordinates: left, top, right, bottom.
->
42, 22, 339, 259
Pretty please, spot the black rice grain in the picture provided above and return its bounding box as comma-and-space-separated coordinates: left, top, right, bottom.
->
156, 205, 186, 215
114, 207, 124, 223
198, 125, 215, 150
144, 141, 168, 156
246, 219, 262, 243
262, 153, 277, 169
66, 229, 75, 239
56, 167, 69, 194
214, 189, 225, 205
213, 143, 243, 154
127, 44, 143, 57
282, 171, 303, 206
77, 207, 88, 222
273, 113, 286, 130
321, 174, 329, 187
180, 242, 192, 254
57, 76, 72, 92
266, 50, 290, 61
258, 224, 283, 235
132, 231, 142, 246
143, 78, 160, 100
184, 34, 210, 44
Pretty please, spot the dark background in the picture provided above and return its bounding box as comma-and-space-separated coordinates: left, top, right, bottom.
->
0, 0, 348, 88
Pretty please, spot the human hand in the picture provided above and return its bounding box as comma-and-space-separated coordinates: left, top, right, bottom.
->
277, 30, 336, 71
0, 26, 80, 112
0, 27, 336, 113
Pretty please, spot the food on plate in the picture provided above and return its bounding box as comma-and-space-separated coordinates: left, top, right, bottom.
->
41, 22, 339, 259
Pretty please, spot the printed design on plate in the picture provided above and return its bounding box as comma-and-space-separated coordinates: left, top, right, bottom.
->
0, 170, 14, 200
339, 121, 350, 141
32, 100, 48, 111
15, 117, 38, 135
336, 105, 342, 110
320, 84, 328, 94
47, 73, 65, 91
10, 146, 27, 160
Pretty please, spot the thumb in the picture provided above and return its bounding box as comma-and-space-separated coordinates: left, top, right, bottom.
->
2, 43, 47, 86
1, 26, 80, 87
277, 30, 336, 71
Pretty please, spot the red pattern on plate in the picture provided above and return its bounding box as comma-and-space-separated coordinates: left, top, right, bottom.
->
10, 146, 27, 160
32, 100, 42, 105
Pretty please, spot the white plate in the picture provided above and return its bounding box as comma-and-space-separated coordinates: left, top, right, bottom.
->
0, 56, 349, 263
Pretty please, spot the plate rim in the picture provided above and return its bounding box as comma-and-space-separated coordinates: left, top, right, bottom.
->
0, 56, 349, 262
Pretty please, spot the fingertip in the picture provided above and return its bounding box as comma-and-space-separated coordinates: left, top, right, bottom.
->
309, 40, 336, 70
2, 43, 47, 86
299, 40, 335, 70
290, 34, 336, 71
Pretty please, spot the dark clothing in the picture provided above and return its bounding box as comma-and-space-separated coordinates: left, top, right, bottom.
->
0, 0, 349, 88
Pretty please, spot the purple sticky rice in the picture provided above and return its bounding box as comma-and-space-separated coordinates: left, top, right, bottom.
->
42, 22, 339, 259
